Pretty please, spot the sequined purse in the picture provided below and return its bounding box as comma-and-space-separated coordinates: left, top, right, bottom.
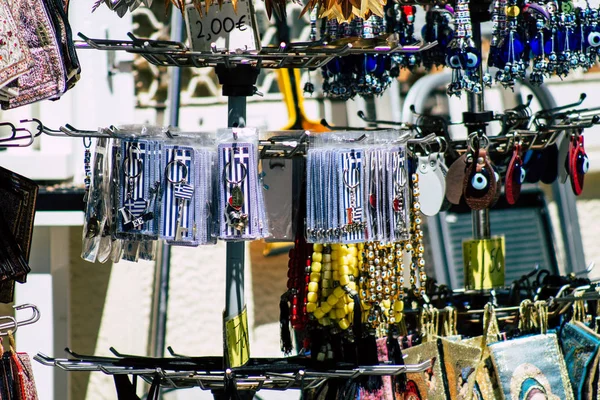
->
403, 338, 481, 400
0, 0, 32, 89
2, 0, 66, 109
489, 333, 574, 400
44, 0, 80, 89
560, 321, 600, 400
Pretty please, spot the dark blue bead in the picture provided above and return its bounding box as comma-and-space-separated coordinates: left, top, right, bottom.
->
530, 34, 544, 56
327, 59, 341, 74
364, 55, 377, 73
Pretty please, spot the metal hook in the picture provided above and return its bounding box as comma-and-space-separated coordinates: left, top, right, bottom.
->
536, 93, 586, 117
0, 123, 34, 147
20, 118, 52, 137
0, 304, 40, 332
356, 111, 414, 129
0, 316, 17, 336
60, 124, 112, 138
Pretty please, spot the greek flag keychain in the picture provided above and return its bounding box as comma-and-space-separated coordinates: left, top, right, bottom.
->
392, 147, 409, 241
119, 143, 151, 231
340, 149, 365, 243
224, 155, 248, 233
161, 146, 197, 244
217, 130, 267, 241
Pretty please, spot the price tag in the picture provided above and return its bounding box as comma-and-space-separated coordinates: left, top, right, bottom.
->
184, 0, 261, 53
462, 236, 505, 290
225, 306, 250, 368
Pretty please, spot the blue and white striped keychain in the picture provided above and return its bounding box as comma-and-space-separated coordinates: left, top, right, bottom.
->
218, 128, 269, 241
161, 146, 198, 245
339, 149, 366, 243
116, 140, 161, 239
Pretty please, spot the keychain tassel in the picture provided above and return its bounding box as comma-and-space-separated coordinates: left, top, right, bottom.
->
358, 333, 383, 392
387, 327, 407, 395
340, 378, 359, 400
352, 293, 383, 391
279, 293, 294, 355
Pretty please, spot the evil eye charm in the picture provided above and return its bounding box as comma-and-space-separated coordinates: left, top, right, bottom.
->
464, 49, 481, 69
520, 167, 526, 183
588, 31, 600, 48
471, 172, 489, 190
446, 47, 462, 69
578, 154, 590, 174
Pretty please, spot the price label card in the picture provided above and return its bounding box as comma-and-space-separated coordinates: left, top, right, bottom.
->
462, 236, 505, 290
185, 0, 261, 53
225, 306, 250, 368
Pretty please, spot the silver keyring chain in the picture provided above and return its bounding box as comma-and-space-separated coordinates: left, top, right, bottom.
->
166, 159, 189, 185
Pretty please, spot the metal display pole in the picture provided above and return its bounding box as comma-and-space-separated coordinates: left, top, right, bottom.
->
465, 5, 492, 240
213, 65, 259, 400
149, 10, 184, 360
225, 95, 247, 324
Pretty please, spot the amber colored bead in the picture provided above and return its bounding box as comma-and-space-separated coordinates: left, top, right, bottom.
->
338, 318, 350, 330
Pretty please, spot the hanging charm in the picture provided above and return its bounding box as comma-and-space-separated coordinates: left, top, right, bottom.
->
463, 134, 497, 210
504, 141, 525, 205
446, 0, 482, 96
421, 5, 454, 69
224, 161, 249, 231
83, 137, 92, 201
445, 154, 468, 205
568, 132, 589, 196
495, 0, 525, 89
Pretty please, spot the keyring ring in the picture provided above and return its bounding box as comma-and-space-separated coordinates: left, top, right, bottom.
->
468, 132, 490, 150
436, 136, 448, 154
166, 160, 189, 184
123, 157, 143, 179
224, 162, 248, 185
343, 167, 360, 189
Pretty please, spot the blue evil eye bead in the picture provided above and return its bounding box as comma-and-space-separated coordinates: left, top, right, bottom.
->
520, 167, 526, 183
446, 47, 462, 69
588, 31, 600, 47
578, 154, 590, 174
471, 173, 488, 190
465, 50, 480, 68
447, 54, 461, 69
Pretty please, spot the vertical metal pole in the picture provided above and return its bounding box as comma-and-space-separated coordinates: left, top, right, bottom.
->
149, 9, 184, 359
466, 17, 491, 240
224, 96, 247, 366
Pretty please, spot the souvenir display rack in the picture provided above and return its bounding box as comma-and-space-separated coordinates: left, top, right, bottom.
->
34, 350, 433, 392
19, 0, 600, 397
75, 33, 439, 69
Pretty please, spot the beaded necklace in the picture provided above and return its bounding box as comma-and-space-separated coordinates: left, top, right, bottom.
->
306, 243, 359, 331
409, 172, 427, 296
